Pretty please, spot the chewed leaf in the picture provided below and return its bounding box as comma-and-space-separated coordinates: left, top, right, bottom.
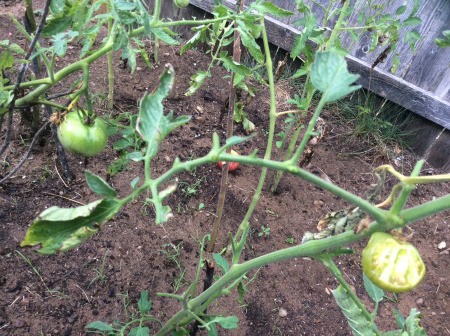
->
332, 285, 377, 336
21, 198, 124, 254
311, 51, 360, 103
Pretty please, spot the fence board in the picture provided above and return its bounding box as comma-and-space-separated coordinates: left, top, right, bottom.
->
188, 0, 450, 129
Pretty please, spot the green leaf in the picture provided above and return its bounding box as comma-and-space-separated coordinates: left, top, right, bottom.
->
363, 273, 384, 303
180, 28, 207, 55
404, 309, 426, 336
310, 51, 360, 103
332, 285, 377, 336
85, 321, 115, 332
21, 198, 124, 254
290, 14, 316, 59
395, 5, 407, 16
129, 326, 150, 336
130, 176, 140, 189
43, 15, 73, 36
223, 135, 252, 149
213, 253, 229, 273
138, 290, 152, 314
381, 330, 404, 336
8, 43, 25, 55
0, 50, 14, 69
237, 21, 264, 64
85, 171, 117, 198
252, 2, 293, 18
392, 308, 405, 329
115, 1, 136, 11
152, 28, 179, 46
237, 280, 247, 304
435, 30, 450, 48
137, 65, 174, 147
215, 316, 239, 329
219, 52, 252, 77
185, 70, 211, 96
402, 16, 422, 26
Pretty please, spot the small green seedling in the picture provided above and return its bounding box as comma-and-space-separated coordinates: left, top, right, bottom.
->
258, 225, 271, 238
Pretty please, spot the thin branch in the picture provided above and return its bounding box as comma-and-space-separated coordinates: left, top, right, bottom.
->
0, 0, 52, 157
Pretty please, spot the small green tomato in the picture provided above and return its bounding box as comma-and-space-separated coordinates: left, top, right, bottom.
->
174, 0, 189, 8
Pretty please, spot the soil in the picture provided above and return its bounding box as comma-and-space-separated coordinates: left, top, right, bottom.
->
1, 4, 449, 336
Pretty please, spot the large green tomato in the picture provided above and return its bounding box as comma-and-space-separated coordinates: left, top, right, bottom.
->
174, 0, 189, 8
57, 111, 108, 157
362, 232, 426, 293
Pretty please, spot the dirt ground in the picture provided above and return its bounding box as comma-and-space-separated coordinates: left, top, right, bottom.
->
1, 4, 449, 336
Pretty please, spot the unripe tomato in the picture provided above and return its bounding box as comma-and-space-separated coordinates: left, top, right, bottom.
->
362, 232, 426, 293
57, 111, 108, 157
174, 0, 189, 8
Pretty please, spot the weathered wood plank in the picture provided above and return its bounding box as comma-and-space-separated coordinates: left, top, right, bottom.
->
346, 55, 450, 129
188, 0, 450, 130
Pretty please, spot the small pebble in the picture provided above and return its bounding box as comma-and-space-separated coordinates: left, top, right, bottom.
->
437, 241, 446, 250
416, 298, 424, 305
279, 308, 288, 317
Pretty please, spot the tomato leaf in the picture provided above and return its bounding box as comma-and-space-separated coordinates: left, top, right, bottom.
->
85, 321, 116, 332
251, 2, 293, 18
85, 171, 117, 198
332, 285, 377, 335
137, 290, 152, 314
404, 309, 426, 336
185, 70, 211, 96
311, 51, 360, 103
213, 253, 230, 273
21, 198, 124, 254
152, 28, 179, 46
363, 273, 384, 303
137, 65, 190, 152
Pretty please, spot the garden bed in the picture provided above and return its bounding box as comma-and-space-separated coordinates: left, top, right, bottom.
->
1, 3, 449, 335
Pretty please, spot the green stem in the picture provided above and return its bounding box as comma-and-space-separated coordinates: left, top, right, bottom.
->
320, 257, 378, 331
389, 160, 424, 216
230, 16, 278, 250
107, 13, 114, 110
155, 192, 450, 335
5, 15, 236, 113
325, 0, 350, 50
34, 100, 67, 110
290, 97, 327, 164
151, 0, 162, 63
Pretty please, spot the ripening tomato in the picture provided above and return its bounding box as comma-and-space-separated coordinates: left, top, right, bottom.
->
57, 111, 108, 157
218, 149, 240, 172
362, 232, 426, 293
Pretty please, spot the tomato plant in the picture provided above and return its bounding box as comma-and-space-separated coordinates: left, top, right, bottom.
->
362, 232, 426, 293
57, 110, 108, 157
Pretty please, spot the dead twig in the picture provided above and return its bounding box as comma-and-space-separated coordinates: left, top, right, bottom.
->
41, 191, 85, 205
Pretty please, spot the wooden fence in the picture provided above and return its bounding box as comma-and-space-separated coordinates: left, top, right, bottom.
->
188, 0, 450, 130
148, 0, 450, 170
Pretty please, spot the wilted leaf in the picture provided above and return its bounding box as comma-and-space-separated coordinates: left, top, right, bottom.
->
21, 198, 124, 254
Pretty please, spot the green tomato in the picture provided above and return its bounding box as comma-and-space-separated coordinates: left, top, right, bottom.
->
174, 0, 189, 8
362, 232, 426, 293
57, 111, 108, 157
